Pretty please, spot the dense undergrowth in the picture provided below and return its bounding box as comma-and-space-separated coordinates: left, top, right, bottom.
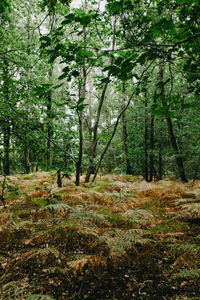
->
0, 172, 200, 299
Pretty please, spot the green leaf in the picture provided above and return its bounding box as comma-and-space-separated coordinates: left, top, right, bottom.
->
61, 13, 75, 25
58, 73, 67, 80
77, 97, 85, 105
71, 70, 79, 77
40, 36, 51, 43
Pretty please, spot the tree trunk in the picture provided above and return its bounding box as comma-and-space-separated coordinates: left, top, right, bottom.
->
3, 123, 10, 176
85, 17, 116, 182
24, 6, 31, 174
24, 146, 30, 174
85, 81, 109, 182
121, 83, 132, 174
57, 170, 62, 187
149, 112, 154, 182
159, 62, 188, 183
76, 110, 84, 186
46, 70, 53, 170
158, 150, 163, 180
144, 95, 149, 182
2, 59, 10, 175
75, 68, 86, 186
92, 92, 133, 182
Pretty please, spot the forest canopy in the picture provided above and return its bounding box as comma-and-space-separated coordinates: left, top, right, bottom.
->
0, 0, 199, 185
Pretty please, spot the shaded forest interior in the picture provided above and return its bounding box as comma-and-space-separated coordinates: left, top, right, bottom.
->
0, 0, 199, 185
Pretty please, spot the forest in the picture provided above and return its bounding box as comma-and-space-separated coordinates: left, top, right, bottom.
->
0, 0, 200, 299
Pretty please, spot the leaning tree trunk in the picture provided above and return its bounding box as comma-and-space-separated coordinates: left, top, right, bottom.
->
159, 62, 188, 183
92, 92, 133, 182
85, 81, 109, 183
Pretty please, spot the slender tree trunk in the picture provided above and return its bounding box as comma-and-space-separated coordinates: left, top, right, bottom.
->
85, 81, 109, 182
149, 91, 157, 181
46, 70, 53, 170
85, 16, 116, 182
149, 112, 154, 182
2, 59, 10, 175
75, 66, 86, 186
158, 150, 163, 180
121, 83, 132, 174
3, 124, 10, 176
57, 170, 62, 187
159, 62, 188, 183
76, 109, 84, 186
24, 147, 30, 174
144, 95, 149, 182
158, 122, 163, 180
24, 6, 31, 174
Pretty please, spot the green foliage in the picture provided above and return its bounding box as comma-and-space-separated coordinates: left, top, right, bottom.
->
174, 268, 200, 279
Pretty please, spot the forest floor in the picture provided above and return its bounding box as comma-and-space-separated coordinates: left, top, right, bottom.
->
0, 172, 200, 300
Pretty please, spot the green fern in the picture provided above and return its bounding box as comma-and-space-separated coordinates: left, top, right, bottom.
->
70, 206, 109, 226
26, 247, 60, 260
1, 280, 29, 299
169, 242, 200, 253
174, 268, 200, 278
19, 294, 55, 300
42, 266, 70, 275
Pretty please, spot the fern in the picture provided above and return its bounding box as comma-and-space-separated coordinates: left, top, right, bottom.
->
19, 294, 55, 300
101, 229, 152, 253
16, 220, 36, 228
42, 266, 69, 275
174, 268, 200, 278
26, 247, 60, 260
1, 280, 29, 299
70, 207, 110, 227
169, 242, 200, 253
44, 202, 72, 212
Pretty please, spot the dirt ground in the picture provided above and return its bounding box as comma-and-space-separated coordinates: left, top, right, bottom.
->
0, 172, 200, 299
